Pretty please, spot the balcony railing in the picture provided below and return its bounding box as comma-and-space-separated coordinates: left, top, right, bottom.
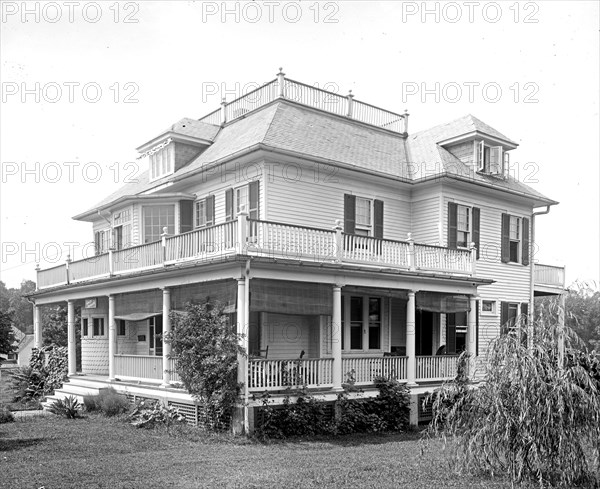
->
36, 219, 475, 290
534, 264, 566, 288
198, 71, 408, 134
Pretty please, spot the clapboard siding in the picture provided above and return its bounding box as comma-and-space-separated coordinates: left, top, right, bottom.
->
266, 163, 411, 240
411, 195, 441, 244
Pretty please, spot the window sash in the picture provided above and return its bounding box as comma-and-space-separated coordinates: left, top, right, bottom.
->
92, 318, 104, 336
143, 205, 175, 243
195, 200, 207, 228
355, 197, 372, 228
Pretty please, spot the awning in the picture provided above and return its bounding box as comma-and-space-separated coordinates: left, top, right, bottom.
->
251, 279, 332, 315
114, 312, 161, 322
416, 292, 471, 313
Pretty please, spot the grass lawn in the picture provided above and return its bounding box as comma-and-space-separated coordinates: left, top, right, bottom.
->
0, 414, 526, 489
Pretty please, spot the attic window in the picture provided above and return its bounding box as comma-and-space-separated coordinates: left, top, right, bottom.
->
477, 141, 509, 176
149, 143, 175, 181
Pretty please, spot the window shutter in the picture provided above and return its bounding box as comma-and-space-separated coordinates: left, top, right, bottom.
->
447, 202, 458, 249
179, 200, 194, 234
206, 195, 215, 226
249, 181, 259, 220
500, 301, 509, 335
522, 217, 530, 266
475, 300, 479, 356
472, 207, 480, 259
344, 194, 356, 234
94, 231, 101, 255
521, 302, 528, 324
501, 213, 510, 263
478, 141, 485, 171
123, 224, 131, 248
373, 199, 384, 239
225, 188, 234, 221
490, 146, 502, 174
446, 313, 456, 354
503, 151, 510, 176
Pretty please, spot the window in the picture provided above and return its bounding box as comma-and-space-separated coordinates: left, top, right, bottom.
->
343, 194, 384, 238
501, 214, 529, 265
92, 317, 105, 337
149, 316, 163, 356
448, 203, 480, 255
481, 300, 496, 315
500, 302, 519, 333
226, 181, 259, 221
143, 205, 175, 243
195, 196, 215, 228
82, 318, 88, 337
149, 143, 175, 181
113, 210, 131, 250
446, 312, 467, 354
94, 229, 110, 254
342, 295, 383, 351
477, 140, 509, 175
118, 320, 126, 336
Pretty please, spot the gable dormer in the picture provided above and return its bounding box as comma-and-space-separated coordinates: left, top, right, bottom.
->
436, 115, 519, 178
136, 118, 220, 182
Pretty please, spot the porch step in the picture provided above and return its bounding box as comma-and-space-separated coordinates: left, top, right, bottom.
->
42, 380, 106, 411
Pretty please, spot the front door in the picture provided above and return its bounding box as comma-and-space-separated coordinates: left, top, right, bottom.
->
149, 315, 163, 356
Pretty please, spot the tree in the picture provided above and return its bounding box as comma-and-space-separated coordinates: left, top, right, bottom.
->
42, 305, 81, 348
165, 302, 244, 431
0, 310, 16, 359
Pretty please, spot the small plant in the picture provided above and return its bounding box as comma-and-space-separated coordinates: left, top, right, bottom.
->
0, 406, 15, 424
83, 388, 129, 416
128, 400, 185, 429
48, 395, 82, 419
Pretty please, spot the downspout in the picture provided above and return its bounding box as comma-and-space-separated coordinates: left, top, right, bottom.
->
529, 205, 552, 340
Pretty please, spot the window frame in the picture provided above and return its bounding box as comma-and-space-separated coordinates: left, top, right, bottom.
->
509, 215, 521, 263
456, 204, 471, 248
118, 319, 126, 336
149, 143, 175, 182
481, 300, 497, 315
354, 197, 373, 236
142, 204, 176, 243
91, 316, 106, 338
342, 294, 384, 352
82, 317, 89, 337
477, 140, 509, 175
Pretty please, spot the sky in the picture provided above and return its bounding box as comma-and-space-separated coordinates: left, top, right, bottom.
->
0, 0, 598, 289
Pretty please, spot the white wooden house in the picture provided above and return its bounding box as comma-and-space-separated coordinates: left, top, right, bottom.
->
30, 70, 565, 431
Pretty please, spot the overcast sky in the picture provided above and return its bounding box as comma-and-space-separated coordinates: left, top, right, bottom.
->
0, 0, 598, 289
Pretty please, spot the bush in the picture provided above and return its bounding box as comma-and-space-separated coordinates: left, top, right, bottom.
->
9, 366, 46, 402
48, 395, 81, 419
128, 400, 185, 429
426, 319, 600, 487
0, 407, 15, 424
83, 388, 129, 416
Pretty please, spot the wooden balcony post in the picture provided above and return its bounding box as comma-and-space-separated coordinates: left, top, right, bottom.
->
108, 295, 116, 382
234, 278, 248, 434
332, 285, 343, 390
220, 97, 227, 125
161, 287, 171, 387
403, 109, 409, 135
277, 67, 286, 98
65, 254, 71, 285
237, 204, 249, 254
33, 304, 42, 349
470, 241, 477, 276
161, 226, 168, 266
346, 90, 354, 118
467, 295, 478, 378
67, 299, 76, 376
407, 233, 416, 271
35, 263, 40, 290
406, 290, 417, 386
333, 219, 343, 263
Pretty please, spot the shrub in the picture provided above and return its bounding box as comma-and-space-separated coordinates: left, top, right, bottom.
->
165, 302, 244, 431
128, 400, 185, 429
9, 366, 46, 402
0, 407, 15, 424
48, 395, 82, 419
426, 318, 600, 487
83, 388, 129, 416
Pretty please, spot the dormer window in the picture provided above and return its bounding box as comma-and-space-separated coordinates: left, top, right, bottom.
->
149, 141, 175, 181
477, 140, 509, 175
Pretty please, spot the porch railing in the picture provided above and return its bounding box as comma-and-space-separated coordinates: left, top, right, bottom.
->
114, 354, 163, 381
248, 358, 334, 391
37, 264, 68, 288
112, 241, 163, 274
416, 355, 460, 381
414, 245, 472, 274
165, 221, 237, 262
342, 356, 408, 384
343, 235, 410, 268
534, 264, 565, 287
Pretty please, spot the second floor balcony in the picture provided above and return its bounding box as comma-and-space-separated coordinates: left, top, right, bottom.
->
36, 216, 478, 290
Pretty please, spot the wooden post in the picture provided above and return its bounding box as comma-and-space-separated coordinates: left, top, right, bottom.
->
332, 285, 343, 390
470, 241, 477, 276
333, 219, 343, 263
277, 67, 286, 98
67, 300, 76, 376
406, 291, 417, 386
35, 263, 40, 290
346, 90, 354, 118
403, 109, 409, 135
467, 295, 477, 378
220, 97, 227, 125
407, 233, 416, 271
161, 226, 168, 265
65, 254, 71, 285
161, 288, 171, 387
237, 204, 249, 254
33, 304, 42, 349
108, 295, 115, 381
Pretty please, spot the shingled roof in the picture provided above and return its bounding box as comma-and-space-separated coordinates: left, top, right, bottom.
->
74, 100, 555, 220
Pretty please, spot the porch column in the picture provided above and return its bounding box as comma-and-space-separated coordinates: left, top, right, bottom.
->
67, 300, 76, 376
33, 304, 42, 349
406, 291, 417, 386
161, 288, 171, 387
108, 295, 116, 381
236, 279, 247, 388
467, 295, 478, 378
332, 285, 343, 390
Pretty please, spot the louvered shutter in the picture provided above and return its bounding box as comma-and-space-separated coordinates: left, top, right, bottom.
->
206, 195, 215, 226
478, 141, 485, 171
374, 199, 384, 239
448, 202, 458, 249
179, 200, 194, 234
472, 207, 480, 259
225, 189, 234, 221
446, 313, 456, 354
501, 213, 510, 263
344, 194, 356, 234
475, 300, 479, 356
500, 301, 509, 335
522, 217, 530, 266
249, 181, 259, 220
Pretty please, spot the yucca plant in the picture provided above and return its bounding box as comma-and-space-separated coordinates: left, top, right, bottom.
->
48, 395, 81, 419
425, 306, 600, 487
